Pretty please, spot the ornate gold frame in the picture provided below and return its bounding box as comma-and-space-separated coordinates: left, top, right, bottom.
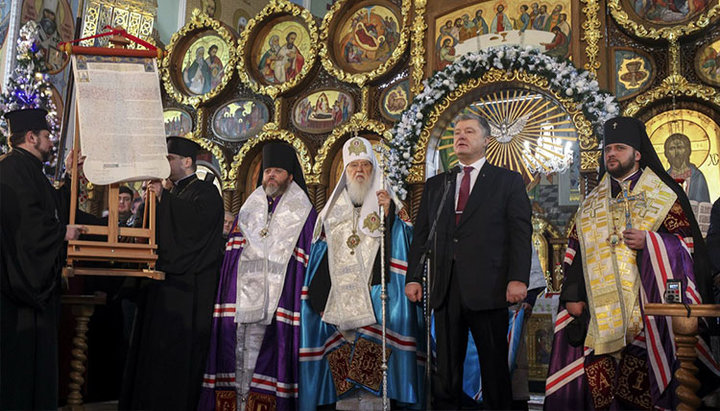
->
319, 0, 411, 87
581, 0, 602, 77
410, 0, 427, 95
608, 0, 720, 40
235, 0, 319, 99
160, 10, 239, 107
310, 113, 387, 185
408, 69, 598, 183
623, 75, 720, 117
228, 123, 313, 189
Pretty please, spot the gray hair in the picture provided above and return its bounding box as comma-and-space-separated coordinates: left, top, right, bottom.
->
454, 113, 491, 138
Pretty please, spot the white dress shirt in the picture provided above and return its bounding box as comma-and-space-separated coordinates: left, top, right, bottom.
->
454, 157, 487, 208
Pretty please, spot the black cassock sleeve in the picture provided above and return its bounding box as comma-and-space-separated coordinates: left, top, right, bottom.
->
0, 159, 66, 309
308, 202, 396, 314
155, 182, 224, 275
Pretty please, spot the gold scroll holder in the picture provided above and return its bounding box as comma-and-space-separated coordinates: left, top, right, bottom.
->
62, 43, 164, 281
644, 303, 720, 410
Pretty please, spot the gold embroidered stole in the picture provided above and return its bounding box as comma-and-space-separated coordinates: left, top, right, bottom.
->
577, 168, 676, 355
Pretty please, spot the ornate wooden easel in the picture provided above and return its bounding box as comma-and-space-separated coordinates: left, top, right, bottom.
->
644, 303, 720, 410
61, 32, 166, 280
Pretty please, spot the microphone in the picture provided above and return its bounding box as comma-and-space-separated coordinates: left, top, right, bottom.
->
445, 165, 461, 183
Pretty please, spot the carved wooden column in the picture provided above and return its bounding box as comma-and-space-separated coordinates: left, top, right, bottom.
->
644, 303, 720, 410
61, 294, 106, 411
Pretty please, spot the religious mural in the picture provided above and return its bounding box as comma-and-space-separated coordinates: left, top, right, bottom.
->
696, 38, 720, 87
433, 0, 572, 70
292, 90, 353, 134
334, 3, 401, 73
21, 0, 75, 73
647, 109, 720, 204
163, 109, 193, 137
181, 33, 229, 96
255, 20, 309, 86
212, 99, 269, 142
380, 79, 409, 122
613, 48, 654, 100
631, 0, 711, 24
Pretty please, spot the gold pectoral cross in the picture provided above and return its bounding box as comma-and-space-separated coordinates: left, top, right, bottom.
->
608, 181, 646, 246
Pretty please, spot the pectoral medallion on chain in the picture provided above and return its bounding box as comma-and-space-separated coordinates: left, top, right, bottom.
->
347, 232, 360, 255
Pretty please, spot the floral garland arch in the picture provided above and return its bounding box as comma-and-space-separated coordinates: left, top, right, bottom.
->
386, 45, 620, 200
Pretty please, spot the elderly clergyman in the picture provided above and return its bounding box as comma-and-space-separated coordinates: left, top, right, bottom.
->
299, 136, 424, 409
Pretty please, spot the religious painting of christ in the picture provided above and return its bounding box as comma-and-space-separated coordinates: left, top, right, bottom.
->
212, 99, 270, 142
696, 38, 720, 87
334, 3, 401, 73
292, 89, 354, 134
181, 33, 229, 96
647, 109, 720, 204
632, 0, 710, 24
255, 20, 309, 85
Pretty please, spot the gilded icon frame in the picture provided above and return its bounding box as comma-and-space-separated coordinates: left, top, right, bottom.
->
236, 0, 318, 99
319, 0, 410, 86
161, 10, 238, 107
607, 0, 720, 40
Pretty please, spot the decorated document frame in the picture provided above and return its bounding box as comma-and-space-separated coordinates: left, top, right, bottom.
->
291, 88, 355, 134
237, 0, 318, 99
72, 54, 169, 185
211, 98, 270, 142
161, 10, 238, 107
320, 0, 410, 86
608, 0, 720, 40
695, 38, 720, 87
379, 78, 409, 122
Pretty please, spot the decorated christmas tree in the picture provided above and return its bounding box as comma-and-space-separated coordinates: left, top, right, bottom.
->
0, 20, 59, 161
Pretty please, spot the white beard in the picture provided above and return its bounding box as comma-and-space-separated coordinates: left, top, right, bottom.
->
346, 174, 373, 206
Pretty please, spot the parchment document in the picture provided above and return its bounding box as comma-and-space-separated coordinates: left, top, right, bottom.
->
72, 55, 170, 185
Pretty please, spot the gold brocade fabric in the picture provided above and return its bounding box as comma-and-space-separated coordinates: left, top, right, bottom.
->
577, 169, 676, 355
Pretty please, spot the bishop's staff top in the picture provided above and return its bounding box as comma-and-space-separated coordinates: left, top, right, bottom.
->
71, 54, 170, 185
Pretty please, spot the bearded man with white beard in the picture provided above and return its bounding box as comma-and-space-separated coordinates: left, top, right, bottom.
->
299, 137, 424, 410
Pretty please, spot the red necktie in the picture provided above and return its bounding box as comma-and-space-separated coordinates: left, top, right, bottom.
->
456, 166, 473, 225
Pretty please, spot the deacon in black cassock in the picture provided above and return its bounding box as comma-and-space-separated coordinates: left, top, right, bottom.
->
121, 136, 224, 411
0, 108, 86, 410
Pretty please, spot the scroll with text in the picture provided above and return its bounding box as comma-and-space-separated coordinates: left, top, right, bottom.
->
71, 55, 170, 185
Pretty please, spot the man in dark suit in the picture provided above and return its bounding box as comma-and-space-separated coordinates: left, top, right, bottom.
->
406, 113, 532, 409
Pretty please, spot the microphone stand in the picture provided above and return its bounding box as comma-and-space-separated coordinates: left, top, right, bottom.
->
411, 167, 456, 410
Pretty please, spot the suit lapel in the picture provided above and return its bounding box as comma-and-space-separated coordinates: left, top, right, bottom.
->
457, 162, 495, 227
